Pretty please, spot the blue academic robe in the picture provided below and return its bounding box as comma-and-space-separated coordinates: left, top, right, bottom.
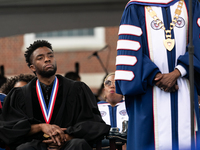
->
115, 0, 200, 149
98, 100, 128, 132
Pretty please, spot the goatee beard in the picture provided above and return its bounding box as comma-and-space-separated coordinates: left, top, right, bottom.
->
38, 66, 57, 78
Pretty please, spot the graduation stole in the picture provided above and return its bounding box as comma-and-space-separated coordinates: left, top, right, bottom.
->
36, 76, 59, 124
146, 0, 184, 51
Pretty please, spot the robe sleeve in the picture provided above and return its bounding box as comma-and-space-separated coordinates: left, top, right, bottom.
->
177, 0, 200, 94
0, 88, 42, 146
115, 4, 160, 96
65, 82, 110, 144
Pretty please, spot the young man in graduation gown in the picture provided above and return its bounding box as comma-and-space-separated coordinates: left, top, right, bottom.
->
0, 40, 110, 150
115, 0, 200, 150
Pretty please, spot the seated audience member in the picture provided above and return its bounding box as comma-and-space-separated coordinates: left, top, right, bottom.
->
0, 74, 35, 95
98, 72, 128, 132
0, 74, 35, 109
0, 74, 34, 116
0, 40, 110, 150
98, 72, 128, 150
64, 71, 81, 81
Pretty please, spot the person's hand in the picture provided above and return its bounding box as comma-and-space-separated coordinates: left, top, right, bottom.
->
40, 124, 66, 145
43, 133, 73, 149
154, 72, 163, 82
154, 69, 181, 92
46, 142, 61, 150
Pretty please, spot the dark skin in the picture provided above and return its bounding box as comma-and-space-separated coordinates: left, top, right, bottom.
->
154, 69, 181, 92
43, 134, 73, 150
29, 47, 73, 149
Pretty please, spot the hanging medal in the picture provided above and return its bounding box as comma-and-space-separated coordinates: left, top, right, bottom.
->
146, 0, 184, 51
36, 76, 59, 124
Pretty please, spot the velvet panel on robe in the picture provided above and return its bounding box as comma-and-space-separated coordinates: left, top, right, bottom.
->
115, 0, 200, 150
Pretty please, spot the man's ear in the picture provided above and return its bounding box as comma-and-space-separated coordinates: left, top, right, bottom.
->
30, 64, 36, 72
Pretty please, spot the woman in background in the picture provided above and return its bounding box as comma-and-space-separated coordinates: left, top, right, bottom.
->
98, 72, 128, 150
0, 74, 35, 95
0, 74, 35, 106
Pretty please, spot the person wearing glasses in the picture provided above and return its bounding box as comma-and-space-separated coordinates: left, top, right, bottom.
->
98, 72, 128, 132
97, 72, 128, 150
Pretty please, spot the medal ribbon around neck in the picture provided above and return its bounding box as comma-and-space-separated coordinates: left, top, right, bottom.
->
146, 0, 184, 51
36, 76, 59, 124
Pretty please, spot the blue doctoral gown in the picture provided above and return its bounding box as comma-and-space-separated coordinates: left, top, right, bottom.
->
115, 0, 200, 149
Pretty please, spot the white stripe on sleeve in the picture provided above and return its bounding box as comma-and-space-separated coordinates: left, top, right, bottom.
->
118, 25, 142, 36
116, 55, 137, 66
117, 40, 141, 51
115, 70, 134, 81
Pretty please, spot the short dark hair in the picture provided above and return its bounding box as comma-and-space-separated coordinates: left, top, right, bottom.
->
24, 40, 53, 67
64, 72, 80, 81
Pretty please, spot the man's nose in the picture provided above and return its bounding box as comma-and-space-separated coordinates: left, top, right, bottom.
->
44, 56, 51, 62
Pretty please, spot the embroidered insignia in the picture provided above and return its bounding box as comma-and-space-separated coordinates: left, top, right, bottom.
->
197, 18, 200, 27
100, 111, 107, 117
119, 110, 127, 116
151, 20, 161, 30
175, 17, 185, 28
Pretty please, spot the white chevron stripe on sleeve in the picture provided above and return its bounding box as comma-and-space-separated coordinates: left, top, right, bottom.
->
117, 40, 141, 51
115, 70, 134, 81
119, 24, 142, 36
116, 55, 137, 66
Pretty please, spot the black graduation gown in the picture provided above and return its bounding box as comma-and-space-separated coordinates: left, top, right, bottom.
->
0, 75, 110, 148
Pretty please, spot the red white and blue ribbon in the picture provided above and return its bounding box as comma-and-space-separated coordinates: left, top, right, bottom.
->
36, 77, 59, 124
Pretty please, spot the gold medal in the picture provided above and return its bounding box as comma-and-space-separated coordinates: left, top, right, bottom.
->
163, 39, 175, 51
146, 0, 184, 51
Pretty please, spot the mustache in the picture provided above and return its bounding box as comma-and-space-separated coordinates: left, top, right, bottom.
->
44, 64, 54, 68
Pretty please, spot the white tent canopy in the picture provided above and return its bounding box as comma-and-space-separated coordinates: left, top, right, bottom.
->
0, 0, 127, 37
